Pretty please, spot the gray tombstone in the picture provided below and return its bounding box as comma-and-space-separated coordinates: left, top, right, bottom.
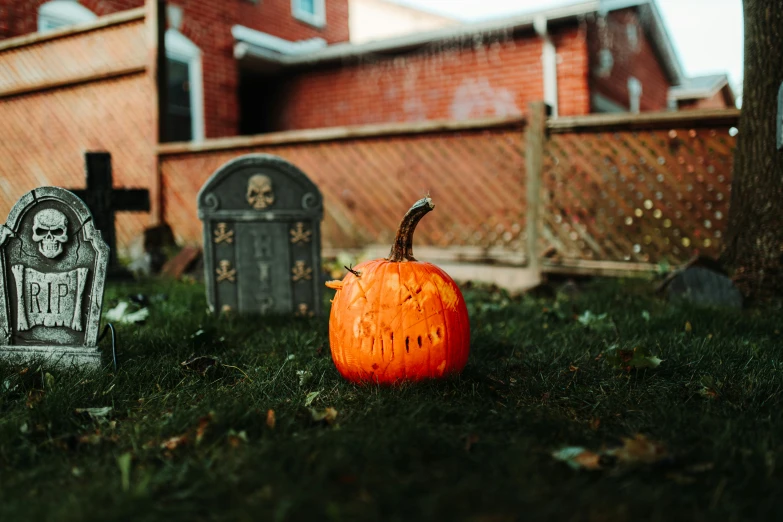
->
0, 187, 109, 367
197, 154, 323, 316
665, 266, 743, 309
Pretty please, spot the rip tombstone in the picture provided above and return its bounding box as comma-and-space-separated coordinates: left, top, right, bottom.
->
0, 187, 109, 367
198, 154, 323, 316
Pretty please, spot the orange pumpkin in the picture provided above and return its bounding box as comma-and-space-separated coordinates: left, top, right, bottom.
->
325, 197, 470, 383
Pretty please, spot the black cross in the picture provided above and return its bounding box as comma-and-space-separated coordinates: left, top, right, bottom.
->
70, 152, 150, 271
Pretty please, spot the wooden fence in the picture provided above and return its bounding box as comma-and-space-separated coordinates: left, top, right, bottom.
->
159, 106, 739, 276
536, 107, 739, 275
158, 118, 528, 264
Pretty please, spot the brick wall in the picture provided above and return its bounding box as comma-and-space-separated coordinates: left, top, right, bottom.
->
273, 24, 590, 131
678, 87, 734, 110
587, 8, 671, 112
0, 0, 350, 138
0, 0, 143, 39
554, 23, 590, 116
170, 0, 349, 138
0, 15, 155, 253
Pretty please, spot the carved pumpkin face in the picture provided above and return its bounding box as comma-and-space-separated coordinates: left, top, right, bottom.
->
326, 198, 470, 383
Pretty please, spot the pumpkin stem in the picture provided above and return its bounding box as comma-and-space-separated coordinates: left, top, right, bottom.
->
387, 197, 434, 262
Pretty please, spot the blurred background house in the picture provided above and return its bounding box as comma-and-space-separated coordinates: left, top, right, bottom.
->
349, 0, 457, 43
0, 0, 737, 141
0, 0, 739, 267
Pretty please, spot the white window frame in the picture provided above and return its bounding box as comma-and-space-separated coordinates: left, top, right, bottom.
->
38, 0, 97, 33
165, 29, 205, 142
628, 76, 642, 114
291, 0, 326, 28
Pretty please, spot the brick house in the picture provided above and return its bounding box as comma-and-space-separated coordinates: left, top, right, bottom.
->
0, 0, 736, 262
0, 0, 733, 140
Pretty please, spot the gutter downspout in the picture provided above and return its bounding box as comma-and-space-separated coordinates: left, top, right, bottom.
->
534, 15, 558, 118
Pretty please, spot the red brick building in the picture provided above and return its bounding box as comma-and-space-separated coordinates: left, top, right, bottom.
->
0, 0, 736, 259
0, 0, 733, 141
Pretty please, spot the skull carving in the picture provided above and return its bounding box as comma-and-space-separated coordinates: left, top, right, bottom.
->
32, 209, 69, 259
247, 174, 275, 210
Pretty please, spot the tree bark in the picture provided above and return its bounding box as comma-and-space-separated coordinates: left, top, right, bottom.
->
721, 0, 783, 299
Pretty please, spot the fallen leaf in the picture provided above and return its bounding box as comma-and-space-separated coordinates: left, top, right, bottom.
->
552, 447, 603, 470
106, 301, 150, 324
75, 406, 113, 422
610, 434, 668, 465
605, 345, 662, 371
310, 406, 338, 425
180, 355, 219, 375
577, 311, 615, 332
196, 412, 213, 444
553, 434, 668, 471
304, 391, 320, 407
160, 434, 188, 450
266, 409, 276, 430
227, 430, 248, 447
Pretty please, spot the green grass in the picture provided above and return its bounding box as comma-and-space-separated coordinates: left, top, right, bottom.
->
1, 277, 783, 521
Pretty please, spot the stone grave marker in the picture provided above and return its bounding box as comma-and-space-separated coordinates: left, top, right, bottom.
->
0, 187, 109, 367
197, 154, 323, 316
69, 152, 150, 275
657, 255, 743, 309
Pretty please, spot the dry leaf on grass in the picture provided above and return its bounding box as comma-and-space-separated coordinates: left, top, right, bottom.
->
196, 412, 213, 444
552, 447, 604, 470
605, 345, 662, 371
180, 355, 219, 375
310, 407, 338, 425
160, 434, 188, 450
553, 434, 669, 471
611, 434, 668, 465
227, 430, 248, 447
75, 406, 113, 422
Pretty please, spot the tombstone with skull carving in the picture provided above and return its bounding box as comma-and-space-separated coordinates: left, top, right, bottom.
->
0, 187, 109, 367
198, 154, 323, 316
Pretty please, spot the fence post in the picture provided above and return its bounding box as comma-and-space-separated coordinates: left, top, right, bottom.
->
526, 101, 547, 274
146, 0, 166, 225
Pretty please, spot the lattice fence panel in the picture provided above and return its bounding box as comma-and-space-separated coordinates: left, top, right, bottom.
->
543, 126, 735, 266
160, 127, 527, 254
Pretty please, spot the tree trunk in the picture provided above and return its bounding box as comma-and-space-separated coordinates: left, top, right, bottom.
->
721, 0, 783, 300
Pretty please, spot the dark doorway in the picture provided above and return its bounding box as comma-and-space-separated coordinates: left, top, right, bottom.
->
239, 70, 287, 135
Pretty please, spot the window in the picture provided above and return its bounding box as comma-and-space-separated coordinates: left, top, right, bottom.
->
38, 0, 97, 33
292, 0, 325, 28
628, 77, 643, 114
164, 30, 205, 142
